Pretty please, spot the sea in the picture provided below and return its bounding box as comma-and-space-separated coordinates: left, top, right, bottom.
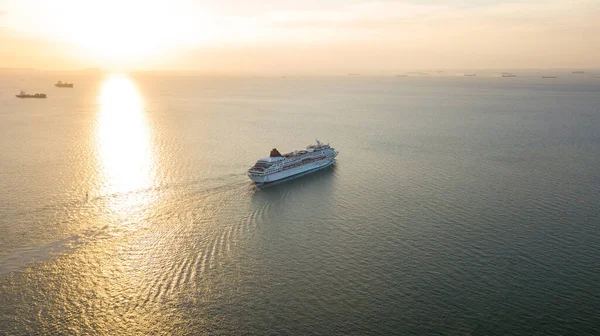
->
0, 70, 599, 335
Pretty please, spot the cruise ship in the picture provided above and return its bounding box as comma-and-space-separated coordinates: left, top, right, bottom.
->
247, 140, 338, 184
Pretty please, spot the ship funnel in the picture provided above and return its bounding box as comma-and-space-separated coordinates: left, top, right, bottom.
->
270, 148, 282, 157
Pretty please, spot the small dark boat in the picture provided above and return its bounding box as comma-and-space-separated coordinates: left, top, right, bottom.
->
55, 81, 74, 88
542, 76, 557, 79
16, 90, 47, 98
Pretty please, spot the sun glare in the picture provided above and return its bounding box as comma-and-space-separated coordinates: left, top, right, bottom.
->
96, 75, 155, 196
38, 0, 211, 67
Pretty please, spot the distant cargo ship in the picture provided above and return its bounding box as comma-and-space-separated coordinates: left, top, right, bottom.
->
16, 90, 46, 98
247, 140, 338, 184
572, 71, 585, 74
55, 81, 74, 88
464, 73, 477, 77
542, 76, 557, 79
501, 73, 516, 77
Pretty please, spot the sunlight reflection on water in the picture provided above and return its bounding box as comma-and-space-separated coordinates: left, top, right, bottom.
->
96, 74, 156, 215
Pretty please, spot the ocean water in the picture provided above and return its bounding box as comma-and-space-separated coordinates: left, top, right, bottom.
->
0, 71, 599, 335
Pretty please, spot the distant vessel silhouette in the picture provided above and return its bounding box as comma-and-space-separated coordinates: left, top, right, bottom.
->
572, 71, 585, 74
55, 81, 74, 88
16, 90, 46, 98
542, 76, 557, 79
464, 73, 477, 77
501, 73, 516, 77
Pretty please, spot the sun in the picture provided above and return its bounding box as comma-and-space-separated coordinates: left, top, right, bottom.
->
39, 0, 212, 68
57, 1, 172, 65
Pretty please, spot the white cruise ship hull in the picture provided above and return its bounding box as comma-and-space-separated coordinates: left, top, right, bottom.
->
248, 158, 335, 183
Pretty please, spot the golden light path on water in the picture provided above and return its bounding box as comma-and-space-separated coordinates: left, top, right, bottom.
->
28, 74, 207, 335
96, 74, 156, 215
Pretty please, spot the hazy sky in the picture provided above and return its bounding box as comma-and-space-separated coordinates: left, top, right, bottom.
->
0, 0, 598, 73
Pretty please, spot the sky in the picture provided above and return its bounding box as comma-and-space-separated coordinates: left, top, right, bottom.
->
0, 0, 598, 73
